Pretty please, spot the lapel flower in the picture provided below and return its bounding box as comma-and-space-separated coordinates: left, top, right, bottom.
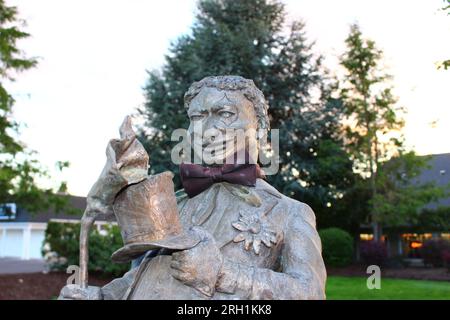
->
232, 210, 278, 255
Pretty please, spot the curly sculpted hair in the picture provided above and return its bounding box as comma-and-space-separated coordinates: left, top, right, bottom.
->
183, 75, 270, 134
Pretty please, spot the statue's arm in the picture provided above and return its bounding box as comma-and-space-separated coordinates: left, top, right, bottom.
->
216, 204, 327, 300
100, 266, 139, 300
58, 266, 138, 300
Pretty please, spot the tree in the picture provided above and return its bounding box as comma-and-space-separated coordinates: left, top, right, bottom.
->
373, 152, 448, 228
0, 0, 69, 214
339, 24, 447, 240
439, 0, 450, 70
138, 0, 354, 225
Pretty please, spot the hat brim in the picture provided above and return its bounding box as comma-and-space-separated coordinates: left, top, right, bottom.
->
111, 231, 201, 263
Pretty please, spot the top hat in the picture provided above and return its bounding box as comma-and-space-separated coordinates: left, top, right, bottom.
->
111, 171, 200, 263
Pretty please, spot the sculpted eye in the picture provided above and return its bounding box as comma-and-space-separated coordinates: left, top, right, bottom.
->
219, 111, 235, 119
189, 114, 204, 121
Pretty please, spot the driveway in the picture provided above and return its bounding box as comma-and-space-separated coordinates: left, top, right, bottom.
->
0, 257, 46, 274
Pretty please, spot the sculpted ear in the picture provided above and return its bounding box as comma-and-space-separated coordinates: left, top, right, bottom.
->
257, 126, 268, 149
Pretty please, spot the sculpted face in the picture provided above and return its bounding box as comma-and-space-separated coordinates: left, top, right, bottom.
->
187, 87, 258, 165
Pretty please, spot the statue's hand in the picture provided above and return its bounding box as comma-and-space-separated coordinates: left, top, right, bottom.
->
169, 227, 223, 297
58, 284, 102, 300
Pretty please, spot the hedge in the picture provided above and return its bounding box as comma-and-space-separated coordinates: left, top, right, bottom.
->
319, 227, 354, 267
42, 221, 129, 277
359, 240, 388, 266
421, 239, 450, 268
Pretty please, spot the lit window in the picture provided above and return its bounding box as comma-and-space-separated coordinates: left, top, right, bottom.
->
402, 233, 418, 240
360, 234, 374, 241
410, 241, 423, 249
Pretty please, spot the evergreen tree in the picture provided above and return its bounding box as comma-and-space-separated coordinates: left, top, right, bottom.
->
0, 0, 69, 213
339, 24, 447, 240
0, 0, 36, 155
138, 0, 354, 224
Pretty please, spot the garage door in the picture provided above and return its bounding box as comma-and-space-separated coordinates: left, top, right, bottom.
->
1, 229, 24, 258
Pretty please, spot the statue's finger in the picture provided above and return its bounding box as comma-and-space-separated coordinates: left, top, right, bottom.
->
171, 251, 185, 260
169, 259, 185, 271
119, 115, 136, 140
60, 285, 85, 300
171, 251, 190, 265
169, 268, 191, 283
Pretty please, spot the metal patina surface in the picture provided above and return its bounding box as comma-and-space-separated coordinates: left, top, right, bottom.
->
59, 76, 327, 300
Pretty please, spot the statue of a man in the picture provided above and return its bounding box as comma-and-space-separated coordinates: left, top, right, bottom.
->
60, 76, 326, 300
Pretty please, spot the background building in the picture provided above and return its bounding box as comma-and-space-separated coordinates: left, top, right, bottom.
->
0, 196, 85, 260
360, 153, 450, 260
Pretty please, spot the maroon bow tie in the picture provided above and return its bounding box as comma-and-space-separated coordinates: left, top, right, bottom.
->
180, 162, 265, 198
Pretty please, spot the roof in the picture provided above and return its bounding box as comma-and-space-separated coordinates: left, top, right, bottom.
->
415, 153, 450, 209
1, 195, 113, 224
13, 195, 86, 223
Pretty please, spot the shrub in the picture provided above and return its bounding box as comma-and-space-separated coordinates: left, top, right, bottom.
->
359, 241, 388, 267
319, 227, 354, 267
42, 221, 129, 277
420, 239, 450, 267
442, 249, 450, 271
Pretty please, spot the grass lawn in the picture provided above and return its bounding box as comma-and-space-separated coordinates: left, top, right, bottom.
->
326, 276, 450, 300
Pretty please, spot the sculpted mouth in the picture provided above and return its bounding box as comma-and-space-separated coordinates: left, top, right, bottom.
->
202, 137, 236, 150
202, 140, 226, 149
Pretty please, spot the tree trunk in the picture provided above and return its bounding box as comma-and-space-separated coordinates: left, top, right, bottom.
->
372, 221, 382, 242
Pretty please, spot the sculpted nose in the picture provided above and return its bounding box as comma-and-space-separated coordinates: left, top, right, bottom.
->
205, 115, 228, 133
203, 116, 221, 135
203, 116, 216, 132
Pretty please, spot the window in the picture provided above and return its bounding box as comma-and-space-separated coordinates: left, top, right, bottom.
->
0, 203, 17, 220
360, 233, 374, 241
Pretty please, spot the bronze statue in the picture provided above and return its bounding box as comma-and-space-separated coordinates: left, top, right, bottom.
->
59, 76, 326, 300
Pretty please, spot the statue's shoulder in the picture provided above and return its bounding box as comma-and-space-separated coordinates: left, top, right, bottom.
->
255, 179, 317, 227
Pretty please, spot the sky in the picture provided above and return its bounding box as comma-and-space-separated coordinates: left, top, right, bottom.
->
5, 0, 450, 196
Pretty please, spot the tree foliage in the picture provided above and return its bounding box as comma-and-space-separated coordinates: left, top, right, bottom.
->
43, 221, 128, 277
340, 24, 404, 174
339, 24, 449, 234
138, 0, 354, 224
0, 0, 36, 154
440, 0, 450, 70
373, 152, 449, 226
319, 227, 354, 267
0, 0, 69, 213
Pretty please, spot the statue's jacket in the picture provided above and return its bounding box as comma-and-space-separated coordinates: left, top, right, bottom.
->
101, 179, 327, 300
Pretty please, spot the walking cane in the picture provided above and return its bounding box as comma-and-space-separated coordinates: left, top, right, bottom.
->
79, 212, 96, 288
77, 116, 149, 290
